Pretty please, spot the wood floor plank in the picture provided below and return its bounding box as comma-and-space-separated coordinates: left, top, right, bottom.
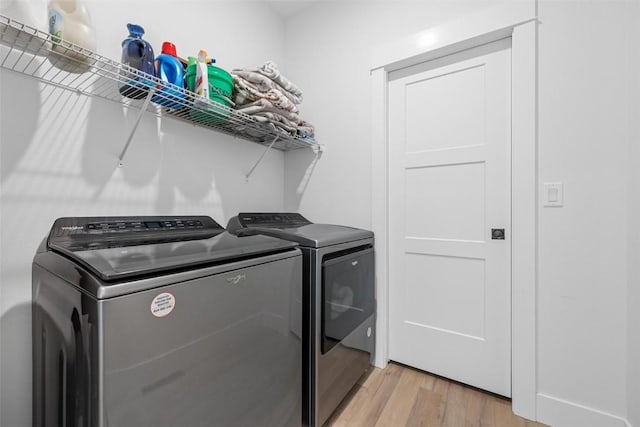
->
419, 371, 437, 391
373, 367, 424, 427
354, 363, 403, 427
327, 362, 548, 427
463, 386, 488, 427
325, 368, 385, 426
324, 385, 360, 427
406, 387, 444, 427
430, 377, 451, 424
359, 366, 385, 394
493, 395, 526, 427
329, 363, 402, 427
440, 381, 468, 427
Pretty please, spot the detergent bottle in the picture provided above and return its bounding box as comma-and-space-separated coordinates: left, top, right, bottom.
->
194, 49, 209, 104
151, 41, 185, 109
119, 23, 155, 99
47, 0, 96, 71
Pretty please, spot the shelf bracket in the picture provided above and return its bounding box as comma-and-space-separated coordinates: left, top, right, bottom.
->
245, 135, 279, 181
118, 88, 155, 167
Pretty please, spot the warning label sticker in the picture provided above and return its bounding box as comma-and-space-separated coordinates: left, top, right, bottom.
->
150, 292, 175, 318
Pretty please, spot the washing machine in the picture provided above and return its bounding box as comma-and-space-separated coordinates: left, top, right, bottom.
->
32, 216, 302, 427
227, 213, 375, 427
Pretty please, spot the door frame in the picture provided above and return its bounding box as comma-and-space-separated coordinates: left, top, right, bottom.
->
370, 1, 538, 420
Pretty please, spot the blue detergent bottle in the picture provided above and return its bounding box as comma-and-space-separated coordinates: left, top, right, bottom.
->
151, 41, 185, 109
119, 23, 156, 99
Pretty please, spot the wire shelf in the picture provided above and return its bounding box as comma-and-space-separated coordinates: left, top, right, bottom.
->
0, 14, 319, 152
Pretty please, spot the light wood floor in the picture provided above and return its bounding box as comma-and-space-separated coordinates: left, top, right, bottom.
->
325, 362, 547, 427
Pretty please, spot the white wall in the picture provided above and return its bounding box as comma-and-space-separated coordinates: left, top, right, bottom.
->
284, 0, 637, 426
536, 1, 630, 424
627, 2, 640, 426
2, 1, 638, 426
0, 2, 288, 425
282, 0, 498, 228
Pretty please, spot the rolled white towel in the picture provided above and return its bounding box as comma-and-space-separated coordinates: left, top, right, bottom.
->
256, 61, 303, 103
232, 75, 299, 113
232, 69, 303, 105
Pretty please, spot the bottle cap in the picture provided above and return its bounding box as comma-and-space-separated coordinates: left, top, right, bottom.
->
127, 23, 144, 37
187, 56, 197, 66
161, 42, 177, 56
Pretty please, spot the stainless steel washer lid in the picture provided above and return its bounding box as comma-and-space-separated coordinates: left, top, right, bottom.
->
41, 216, 298, 282
227, 213, 374, 248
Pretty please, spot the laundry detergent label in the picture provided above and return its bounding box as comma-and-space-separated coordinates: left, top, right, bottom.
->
150, 292, 175, 318
48, 9, 63, 45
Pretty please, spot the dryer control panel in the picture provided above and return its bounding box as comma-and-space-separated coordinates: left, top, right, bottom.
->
238, 212, 312, 229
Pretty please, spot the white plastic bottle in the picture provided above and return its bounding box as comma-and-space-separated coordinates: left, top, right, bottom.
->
47, 0, 96, 71
194, 49, 209, 104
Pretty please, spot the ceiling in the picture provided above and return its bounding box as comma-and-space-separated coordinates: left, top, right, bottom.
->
265, 0, 320, 19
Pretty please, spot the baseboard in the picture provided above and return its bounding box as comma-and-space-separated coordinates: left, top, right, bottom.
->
537, 393, 631, 427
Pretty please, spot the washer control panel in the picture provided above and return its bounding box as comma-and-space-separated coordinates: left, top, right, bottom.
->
83, 218, 204, 234
48, 216, 223, 251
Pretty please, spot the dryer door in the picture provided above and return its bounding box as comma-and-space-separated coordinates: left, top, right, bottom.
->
321, 246, 375, 354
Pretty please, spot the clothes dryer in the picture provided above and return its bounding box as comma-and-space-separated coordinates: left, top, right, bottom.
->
227, 213, 375, 427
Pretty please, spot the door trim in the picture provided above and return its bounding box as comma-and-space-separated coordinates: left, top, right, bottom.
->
370, 1, 538, 420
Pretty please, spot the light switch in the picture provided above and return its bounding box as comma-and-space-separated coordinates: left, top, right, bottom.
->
543, 182, 563, 207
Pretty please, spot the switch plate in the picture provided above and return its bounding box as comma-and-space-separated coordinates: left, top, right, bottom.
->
543, 182, 563, 207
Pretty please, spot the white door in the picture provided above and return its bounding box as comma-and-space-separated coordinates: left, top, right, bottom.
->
388, 38, 512, 397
